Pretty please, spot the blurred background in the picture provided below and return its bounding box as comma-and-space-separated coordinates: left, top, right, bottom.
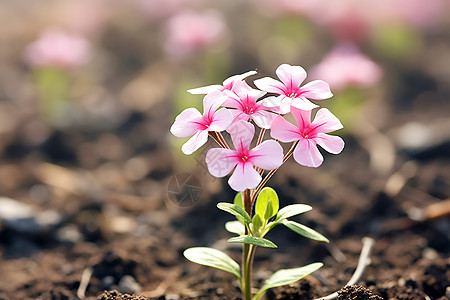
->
0, 0, 449, 298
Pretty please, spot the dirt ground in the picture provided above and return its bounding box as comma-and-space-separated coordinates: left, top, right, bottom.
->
0, 1, 449, 300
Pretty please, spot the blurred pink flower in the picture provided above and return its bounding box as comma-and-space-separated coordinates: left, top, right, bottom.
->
309, 44, 382, 91
224, 81, 278, 129
164, 10, 227, 59
187, 70, 257, 95
134, 0, 186, 20
23, 28, 91, 69
254, 64, 332, 114
170, 91, 232, 155
270, 106, 344, 168
206, 121, 283, 191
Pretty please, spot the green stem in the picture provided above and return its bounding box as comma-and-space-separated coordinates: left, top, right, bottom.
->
251, 141, 298, 204
242, 189, 253, 300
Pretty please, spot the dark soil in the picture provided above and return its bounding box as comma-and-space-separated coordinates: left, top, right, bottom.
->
0, 2, 449, 300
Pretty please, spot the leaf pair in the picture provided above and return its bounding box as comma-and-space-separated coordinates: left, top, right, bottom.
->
183, 247, 322, 300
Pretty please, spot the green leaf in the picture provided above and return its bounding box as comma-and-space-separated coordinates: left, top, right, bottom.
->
280, 220, 329, 242
234, 192, 244, 209
217, 202, 251, 224
276, 204, 312, 222
251, 213, 263, 234
228, 235, 277, 248
255, 187, 279, 220
184, 247, 241, 280
253, 262, 323, 300
225, 221, 245, 235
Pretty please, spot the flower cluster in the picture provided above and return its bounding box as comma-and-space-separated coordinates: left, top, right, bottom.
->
171, 64, 344, 191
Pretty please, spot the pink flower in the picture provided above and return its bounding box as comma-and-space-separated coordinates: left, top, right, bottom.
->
224, 81, 278, 129
309, 43, 382, 91
270, 106, 344, 168
170, 91, 232, 155
23, 28, 91, 69
164, 10, 227, 59
254, 64, 333, 114
187, 70, 257, 95
206, 121, 283, 191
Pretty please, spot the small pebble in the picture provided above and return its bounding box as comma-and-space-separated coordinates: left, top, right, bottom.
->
118, 275, 142, 293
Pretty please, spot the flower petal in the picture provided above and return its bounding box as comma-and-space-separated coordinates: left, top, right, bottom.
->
291, 97, 319, 111
222, 70, 257, 90
203, 90, 226, 116
276, 64, 307, 90
181, 130, 209, 155
232, 80, 266, 102
290, 106, 312, 130
206, 148, 237, 177
262, 96, 281, 108
311, 108, 343, 133
293, 139, 323, 168
228, 163, 261, 191
270, 116, 301, 142
209, 108, 233, 132
170, 108, 202, 137
188, 84, 222, 94
250, 140, 283, 170
300, 80, 333, 100
254, 77, 286, 95
316, 133, 344, 154
251, 110, 277, 129
227, 120, 255, 151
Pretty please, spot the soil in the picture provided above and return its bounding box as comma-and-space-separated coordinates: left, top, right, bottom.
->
0, 2, 450, 300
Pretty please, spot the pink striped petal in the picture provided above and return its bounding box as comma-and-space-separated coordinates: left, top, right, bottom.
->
206, 148, 237, 177
316, 133, 344, 154
209, 108, 233, 132
276, 64, 307, 90
228, 120, 254, 151
228, 162, 261, 191
170, 108, 202, 137
291, 97, 319, 111
300, 80, 333, 100
293, 139, 323, 168
262, 96, 281, 108
311, 108, 343, 133
232, 80, 266, 102
251, 110, 277, 129
254, 77, 286, 95
270, 116, 301, 142
203, 90, 226, 116
278, 96, 293, 114
250, 140, 283, 170
187, 84, 222, 94
222, 70, 257, 89
290, 107, 312, 130
181, 130, 209, 155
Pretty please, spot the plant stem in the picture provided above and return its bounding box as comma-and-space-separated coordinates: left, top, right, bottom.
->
256, 128, 266, 146
242, 189, 253, 300
251, 141, 298, 203
243, 244, 256, 300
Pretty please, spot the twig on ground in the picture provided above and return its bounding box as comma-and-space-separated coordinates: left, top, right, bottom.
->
314, 237, 376, 300
77, 267, 93, 299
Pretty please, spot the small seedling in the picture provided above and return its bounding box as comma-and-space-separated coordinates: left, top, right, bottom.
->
171, 64, 344, 300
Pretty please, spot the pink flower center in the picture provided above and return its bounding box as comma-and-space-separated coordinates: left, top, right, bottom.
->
287, 88, 306, 98
241, 155, 249, 162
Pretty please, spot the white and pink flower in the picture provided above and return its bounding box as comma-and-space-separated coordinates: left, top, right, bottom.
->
254, 64, 332, 114
206, 121, 283, 191
23, 28, 91, 69
188, 70, 257, 95
170, 91, 232, 155
224, 81, 278, 129
270, 106, 344, 168
309, 43, 382, 91
164, 10, 227, 59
